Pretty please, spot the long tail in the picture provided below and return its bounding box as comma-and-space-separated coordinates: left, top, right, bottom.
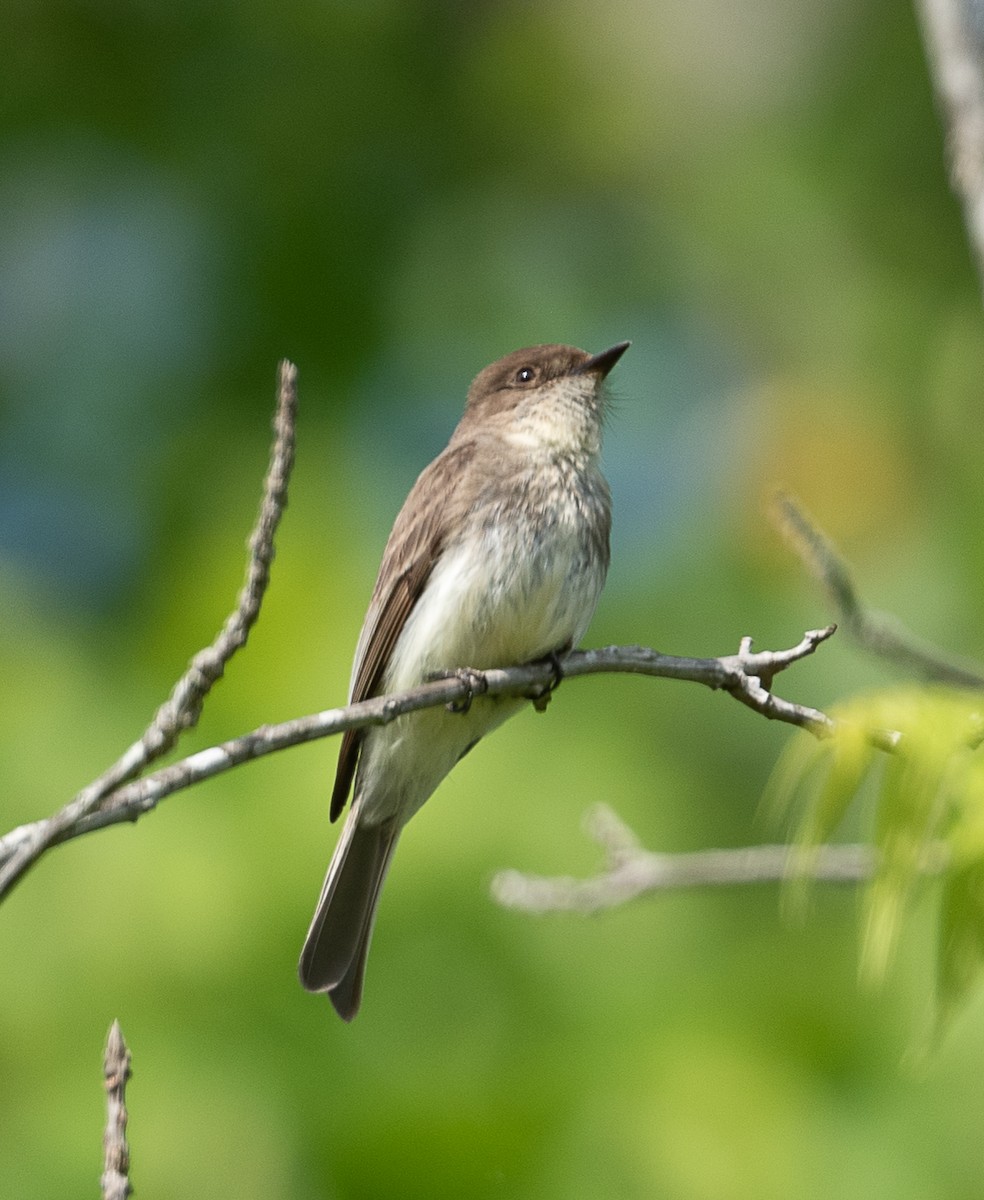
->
298, 809, 400, 1021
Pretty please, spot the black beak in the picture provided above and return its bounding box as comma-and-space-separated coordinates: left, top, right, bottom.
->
580, 340, 631, 378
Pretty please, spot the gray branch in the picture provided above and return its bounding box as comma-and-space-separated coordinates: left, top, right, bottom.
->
0, 627, 839, 881
917, 0, 984, 298
100, 1021, 132, 1200
491, 804, 946, 914
0, 361, 298, 902
773, 491, 984, 689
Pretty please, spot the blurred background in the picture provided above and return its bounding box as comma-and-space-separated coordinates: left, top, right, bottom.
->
4, 0, 984, 1196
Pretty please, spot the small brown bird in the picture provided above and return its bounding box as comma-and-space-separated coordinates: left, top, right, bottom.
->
299, 341, 630, 1019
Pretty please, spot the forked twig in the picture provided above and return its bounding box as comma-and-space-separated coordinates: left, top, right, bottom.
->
0, 629, 838, 875
0, 361, 298, 901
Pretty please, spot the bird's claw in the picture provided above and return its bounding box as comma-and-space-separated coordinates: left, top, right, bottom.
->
446, 667, 488, 714
529, 650, 566, 713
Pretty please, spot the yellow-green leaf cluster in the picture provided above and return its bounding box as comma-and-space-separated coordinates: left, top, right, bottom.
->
771, 688, 984, 1024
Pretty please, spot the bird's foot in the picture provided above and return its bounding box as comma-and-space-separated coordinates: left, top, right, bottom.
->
445, 667, 488, 714
529, 649, 567, 713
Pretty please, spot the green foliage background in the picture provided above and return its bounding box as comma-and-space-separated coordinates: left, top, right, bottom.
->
4, 0, 984, 1196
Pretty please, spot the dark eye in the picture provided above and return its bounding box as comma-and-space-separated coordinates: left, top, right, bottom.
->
515, 366, 537, 384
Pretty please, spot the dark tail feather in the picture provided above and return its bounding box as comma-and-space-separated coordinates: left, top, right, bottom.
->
298, 813, 399, 1021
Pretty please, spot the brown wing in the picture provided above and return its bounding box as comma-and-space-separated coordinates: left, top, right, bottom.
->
329, 440, 477, 821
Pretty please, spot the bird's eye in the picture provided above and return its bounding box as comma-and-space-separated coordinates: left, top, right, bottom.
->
515, 366, 537, 384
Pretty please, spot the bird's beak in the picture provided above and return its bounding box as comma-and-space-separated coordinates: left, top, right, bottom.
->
580, 341, 631, 378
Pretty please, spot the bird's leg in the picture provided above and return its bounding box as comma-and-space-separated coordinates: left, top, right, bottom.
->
529, 645, 569, 713
445, 667, 489, 714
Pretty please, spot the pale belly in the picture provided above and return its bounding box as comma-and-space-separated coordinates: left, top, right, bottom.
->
355, 520, 606, 825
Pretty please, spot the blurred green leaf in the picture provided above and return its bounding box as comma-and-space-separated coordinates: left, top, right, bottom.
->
938, 860, 984, 1033
773, 688, 984, 1004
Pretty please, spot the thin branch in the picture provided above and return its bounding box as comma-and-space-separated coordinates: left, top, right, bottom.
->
150, 357, 297, 742
100, 1021, 132, 1200
568, 625, 838, 736
0, 629, 838, 882
916, 0, 984, 298
491, 804, 948, 914
773, 492, 984, 689
0, 361, 298, 902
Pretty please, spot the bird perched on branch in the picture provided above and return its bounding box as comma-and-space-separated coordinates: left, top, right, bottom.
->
299, 340, 630, 1019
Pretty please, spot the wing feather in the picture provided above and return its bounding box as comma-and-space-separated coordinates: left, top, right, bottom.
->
329, 441, 477, 820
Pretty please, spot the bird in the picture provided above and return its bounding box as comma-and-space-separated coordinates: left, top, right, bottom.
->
299, 340, 630, 1019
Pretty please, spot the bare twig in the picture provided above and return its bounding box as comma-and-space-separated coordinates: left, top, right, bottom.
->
491, 804, 948, 914
149, 357, 297, 742
568, 625, 838, 735
101, 1021, 132, 1200
917, 0, 984, 298
0, 361, 298, 902
773, 492, 984, 689
0, 630, 838, 881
